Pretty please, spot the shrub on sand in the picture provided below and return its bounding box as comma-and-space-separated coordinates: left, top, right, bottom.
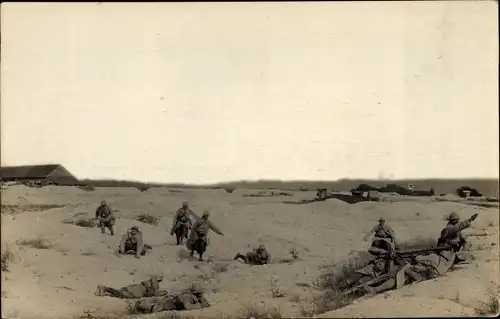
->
475, 290, 500, 316
1, 246, 14, 271
73, 309, 117, 319
237, 305, 282, 319
135, 213, 159, 226
18, 237, 53, 249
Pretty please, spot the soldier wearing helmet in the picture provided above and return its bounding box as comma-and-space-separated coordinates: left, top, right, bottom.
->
186, 210, 224, 261
170, 202, 194, 240
95, 199, 116, 235
438, 212, 479, 251
134, 282, 210, 313
234, 243, 271, 265
363, 217, 397, 251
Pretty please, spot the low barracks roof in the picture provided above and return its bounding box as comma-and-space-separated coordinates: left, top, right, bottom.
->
0, 164, 75, 180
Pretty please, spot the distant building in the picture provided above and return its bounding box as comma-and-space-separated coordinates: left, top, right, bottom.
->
0, 164, 81, 185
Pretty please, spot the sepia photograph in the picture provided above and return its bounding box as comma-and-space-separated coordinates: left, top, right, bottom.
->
1, 1, 498, 318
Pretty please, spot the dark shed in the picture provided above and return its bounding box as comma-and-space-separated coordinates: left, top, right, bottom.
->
0, 164, 81, 185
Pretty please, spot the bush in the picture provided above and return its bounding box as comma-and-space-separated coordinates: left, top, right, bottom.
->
78, 185, 96, 191
475, 290, 500, 316
135, 213, 159, 226
73, 309, 117, 319
237, 305, 282, 319
1, 247, 14, 271
18, 237, 53, 249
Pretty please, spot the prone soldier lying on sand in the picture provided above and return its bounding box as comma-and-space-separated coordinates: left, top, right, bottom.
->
119, 226, 152, 259
234, 244, 271, 265
94, 275, 168, 298
133, 283, 210, 314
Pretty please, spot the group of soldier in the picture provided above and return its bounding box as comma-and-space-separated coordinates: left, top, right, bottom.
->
347, 211, 479, 296
92, 198, 481, 314
92, 200, 271, 314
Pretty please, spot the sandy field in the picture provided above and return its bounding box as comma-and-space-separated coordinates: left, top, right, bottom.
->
1, 185, 499, 318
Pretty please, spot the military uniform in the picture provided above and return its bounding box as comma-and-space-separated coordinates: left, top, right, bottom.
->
95, 201, 116, 235
119, 227, 150, 257
364, 218, 397, 252
95, 276, 164, 299
186, 213, 211, 250
438, 212, 470, 250
134, 283, 210, 314
234, 245, 271, 265
171, 203, 193, 238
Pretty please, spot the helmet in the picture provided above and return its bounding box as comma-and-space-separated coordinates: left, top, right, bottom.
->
379, 218, 385, 222
182, 202, 188, 207
189, 283, 204, 294
101, 200, 107, 205
202, 210, 210, 218
448, 212, 460, 221
258, 244, 265, 250
154, 274, 164, 282
131, 226, 139, 232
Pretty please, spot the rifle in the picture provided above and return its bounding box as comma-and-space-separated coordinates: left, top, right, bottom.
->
376, 245, 451, 260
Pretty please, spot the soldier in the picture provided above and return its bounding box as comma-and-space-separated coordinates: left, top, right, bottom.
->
94, 275, 167, 299
187, 210, 223, 260
119, 226, 151, 259
437, 212, 467, 250
363, 218, 397, 251
134, 283, 210, 314
170, 202, 193, 239
234, 244, 271, 265
362, 213, 479, 295
95, 200, 116, 235
346, 258, 389, 286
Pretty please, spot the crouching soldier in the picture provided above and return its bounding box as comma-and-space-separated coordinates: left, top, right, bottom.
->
119, 226, 152, 259
134, 283, 210, 314
95, 200, 116, 235
234, 244, 271, 265
94, 275, 168, 298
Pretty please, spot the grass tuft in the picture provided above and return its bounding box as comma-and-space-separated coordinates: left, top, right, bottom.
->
135, 213, 159, 226
475, 290, 500, 316
18, 237, 53, 249
237, 305, 282, 319
1, 246, 14, 271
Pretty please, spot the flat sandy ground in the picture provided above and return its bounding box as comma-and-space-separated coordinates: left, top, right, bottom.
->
1, 185, 499, 318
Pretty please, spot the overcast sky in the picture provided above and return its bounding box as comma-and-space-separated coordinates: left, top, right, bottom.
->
1, 2, 498, 184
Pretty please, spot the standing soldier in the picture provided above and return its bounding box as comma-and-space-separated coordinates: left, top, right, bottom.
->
363, 218, 397, 251
187, 210, 224, 261
95, 200, 116, 235
170, 202, 194, 241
